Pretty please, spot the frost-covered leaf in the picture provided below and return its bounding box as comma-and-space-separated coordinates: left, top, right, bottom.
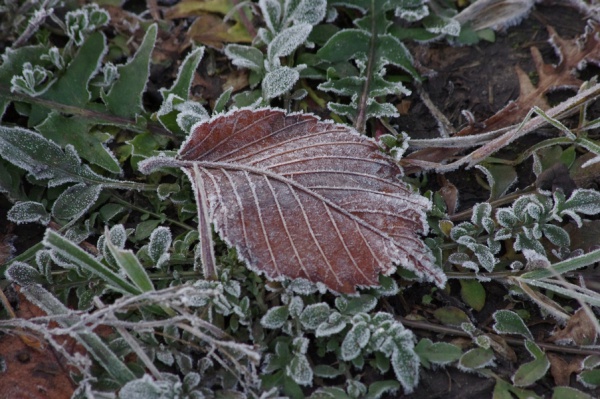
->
493, 310, 533, 340
139, 109, 444, 293
268, 23, 312, 64
285, 0, 327, 25
458, 347, 495, 371
391, 346, 420, 394
148, 226, 172, 267
300, 302, 331, 330
0, 125, 127, 188
541, 224, 570, 247
51, 183, 101, 222
365, 380, 400, 399
225, 44, 265, 72
259, 0, 282, 33
415, 338, 462, 368
341, 322, 370, 361
287, 354, 313, 386
102, 24, 157, 118
512, 340, 550, 387
316, 311, 347, 337
263, 66, 300, 99
8, 201, 50, 225
261, 306, 290, 329
5, 262, 44, 286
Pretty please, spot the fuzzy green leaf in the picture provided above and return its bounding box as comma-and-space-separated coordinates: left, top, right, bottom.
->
493, 310, 533, 340
102, 24, 157, 118
458, 347, 495, 370
459, 279, 486, 311
512, 341, 549, 387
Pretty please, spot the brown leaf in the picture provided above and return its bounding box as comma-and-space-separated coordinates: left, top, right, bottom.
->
141, 109, 445, 293
0, 290, 77, 399
548, 353, 582, 386
549, 308, 598, 346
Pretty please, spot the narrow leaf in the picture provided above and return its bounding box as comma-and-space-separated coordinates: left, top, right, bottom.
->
44, 230, 141, 295
105, 231, 155, 293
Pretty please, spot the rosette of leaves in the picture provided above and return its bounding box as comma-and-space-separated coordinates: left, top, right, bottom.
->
224, 0, 327, 106
316, 0, 458, 132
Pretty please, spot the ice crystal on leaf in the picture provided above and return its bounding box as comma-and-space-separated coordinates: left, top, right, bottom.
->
139, 108, 445, 294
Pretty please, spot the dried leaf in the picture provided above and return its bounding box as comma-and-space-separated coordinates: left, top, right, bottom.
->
0, 290, 77, 399
405, 23, 600, 172
549, 308, 598, 345
548, 353, 582, 386
140, 109, 445, 293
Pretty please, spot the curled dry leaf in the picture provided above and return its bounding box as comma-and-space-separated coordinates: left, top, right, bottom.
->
140, 108, 445, 293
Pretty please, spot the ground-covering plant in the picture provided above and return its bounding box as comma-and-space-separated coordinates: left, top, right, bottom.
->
1, 1, 600, 398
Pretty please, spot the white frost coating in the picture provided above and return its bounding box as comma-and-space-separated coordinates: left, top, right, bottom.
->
259, 0, 282, 33
7, 201, 50, 225
341, 322, 370, 361
425, 17, 460, 36
267, 23, 312, 62
263, 66, 300, 99
287, 354, 313, 386
285, 0, 327, 26
224, 44, 264, 72
108, 224, 127, 249
51, 183, 102, 222
395, 4, 429, 22
148, 226, 172, 266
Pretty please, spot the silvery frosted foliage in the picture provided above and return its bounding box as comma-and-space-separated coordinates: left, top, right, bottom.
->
65, 4, 110, 45
260, 291, 421, 392
10, 62, 54, 96
225, 0, 326, 104
148, 226, 172, 269
118, 373, 205, 399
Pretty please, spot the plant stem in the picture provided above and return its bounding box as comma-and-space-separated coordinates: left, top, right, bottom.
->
398, 316, 600, 356
354, 0, 377, 133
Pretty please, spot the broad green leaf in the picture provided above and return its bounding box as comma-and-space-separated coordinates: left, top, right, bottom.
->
5, 262, 45, 285
365, 380, 401, 399
578, 369, 600, 388
475, 164, 518, 200
493, 378, 541, 399
300, 303, 331, 329
391, 346, 419, 394
102, 24, 157, 118
29, 32, 106, 126
36, 112, 121, 174
160, 47, 205, 100
158, 47, 205, 134
261, 306, 290, 329
341, 322, 370, 361
512, 341, 549, 387
44, 230, 141, 295
8, 201, 50, 225
415, 338, 462, 367
263, 66, 299, 99
458, 347, 495, 370
0, 125, 135, 189
433, 306, 470, 326
51, 183, 102, 222
287, 354, 313, 386
493, 310, 533, 340
552, 386, 593, 399
459, 279, 486, 311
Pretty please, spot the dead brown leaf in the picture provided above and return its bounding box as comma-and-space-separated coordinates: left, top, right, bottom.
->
548, 352, 582, 386
187, 13, 251, 49
404, 23, 600, 173
549, 307, 598, 346
0, 290, 77, 399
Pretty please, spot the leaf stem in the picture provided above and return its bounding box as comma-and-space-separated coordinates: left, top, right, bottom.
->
354, 0, 377, 133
